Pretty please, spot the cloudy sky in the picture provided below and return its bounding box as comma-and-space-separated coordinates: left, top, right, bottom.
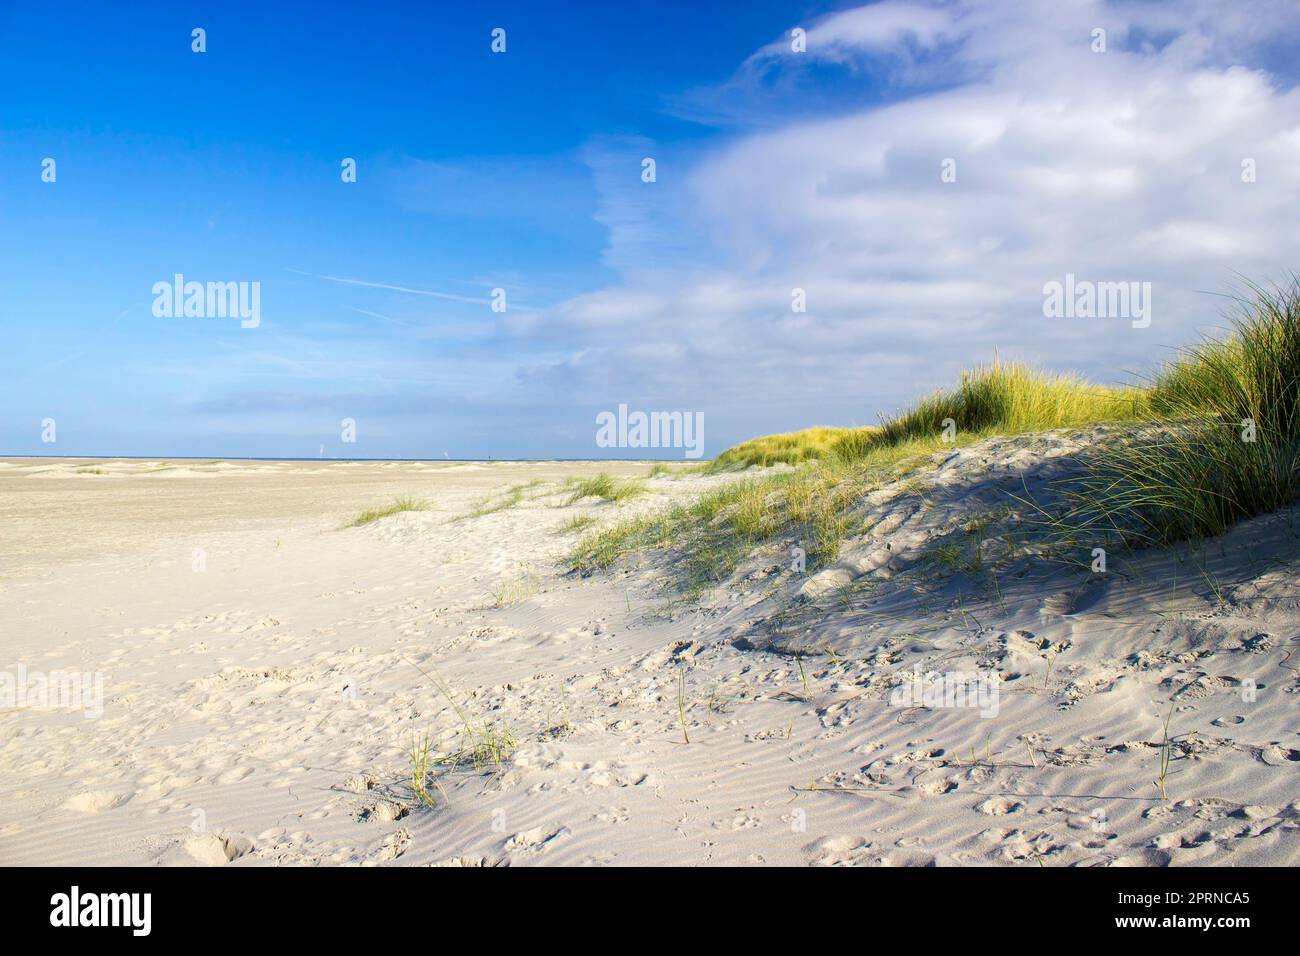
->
4, 0, 1300, 458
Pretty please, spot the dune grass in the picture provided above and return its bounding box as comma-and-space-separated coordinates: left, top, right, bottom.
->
711, 426, 876, 470
715, 362, 1146, 472
557, 514, 598, 535
570, 279, 1300, 585
570, 362, 1145, 580
564, 472, 646, 505
570, 437, 944, 582
873, 361, 1148, 447
406, 660, 517, 783
346, 495, 429, 527
466, 479, 545, 518
1056, 280, 1300, 547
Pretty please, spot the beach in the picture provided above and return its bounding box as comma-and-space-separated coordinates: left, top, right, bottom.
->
2, 448, 1297, 866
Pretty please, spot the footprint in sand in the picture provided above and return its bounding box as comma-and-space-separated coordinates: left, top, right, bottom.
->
976, 797, 1023, 816
375, 828, 411, 861
806, 835, 873, 866
185, 832, 254, 866
214, 766, 254, 785
1111, 849, 1172, 867
63, 790, 130, 813
504, 825, 569, 854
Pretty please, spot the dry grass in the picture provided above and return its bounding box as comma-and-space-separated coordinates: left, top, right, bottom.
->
564, 472, 646, 505
571, 280, 1300, 590
711, 426, 876, 470
346, 495, 429, 527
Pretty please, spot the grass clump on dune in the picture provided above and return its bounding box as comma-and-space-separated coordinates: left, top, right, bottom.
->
571, 279, 1300, 585
1060, 280, 1300, 547
711, 426, 876, 470
709, 362, 1144, 472
570, 439, 941, 582
557, 514, 598, 535
347, 495, 429, 527
874, 361, 1147, 447
571, 362, 1143, 580
565, 472, 646, 505
467, 479, 545, 518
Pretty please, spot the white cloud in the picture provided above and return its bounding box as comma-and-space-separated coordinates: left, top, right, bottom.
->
517, 0, 1300, 448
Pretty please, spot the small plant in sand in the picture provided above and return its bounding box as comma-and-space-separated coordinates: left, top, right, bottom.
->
346, 495, 429, 527
1023, 737, 1038, 768
405, 660, 517, 773
1153, 703, 1175, 801
557, 514, 597, 535
676, 664, 690, 744
1042, 646, 1059, 690
488, 572, 541, 608
466, 479, 546, 518
442, 719, 518, 772
706, 676, 748, 714
408, 731, 443, 807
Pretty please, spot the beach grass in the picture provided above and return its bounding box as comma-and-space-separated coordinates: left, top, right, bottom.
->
710, 426, 875, 470
570, 279, 1300, 584
406, 660, 517, 776
1056, 280, 1300, 547
570, 437, 942, 580
557, 514, 598, 535
466, 479, 547, 518
564, 472, 646, 505
346, 495, 429, 527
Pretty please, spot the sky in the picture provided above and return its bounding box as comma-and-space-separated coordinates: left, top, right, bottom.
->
3, 0, 1300, 459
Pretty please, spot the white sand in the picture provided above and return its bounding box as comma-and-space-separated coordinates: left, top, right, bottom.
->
1, 446, 1297, 866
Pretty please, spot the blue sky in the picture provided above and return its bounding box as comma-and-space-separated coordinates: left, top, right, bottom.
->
4, 1, 1300, 458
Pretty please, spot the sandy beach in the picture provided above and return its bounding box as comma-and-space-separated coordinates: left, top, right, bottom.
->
3, 447, 1297, 867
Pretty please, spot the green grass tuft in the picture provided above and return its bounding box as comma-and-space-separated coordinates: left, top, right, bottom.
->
570, 439, 942, 582
1058, 279, 1300, 547
466, 480, 546, 518
874, 360, 1147, 447
711, 426, 876, 470
570, 279, 1300, 589
346, 495, 429, 527
557, 514, 598, 535
565, 472, 647, 505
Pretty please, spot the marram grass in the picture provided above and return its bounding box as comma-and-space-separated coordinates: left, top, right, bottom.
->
346, 495, 429, 527
873, 361, 1148, 448
1058, 280, 1300, 547
571, 279, 1300, 583
711, 426, 876, 470
709, 361, 1145, 473
564, 472, 646, 505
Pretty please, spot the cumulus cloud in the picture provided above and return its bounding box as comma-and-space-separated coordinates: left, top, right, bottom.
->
515, 0, 1300, 447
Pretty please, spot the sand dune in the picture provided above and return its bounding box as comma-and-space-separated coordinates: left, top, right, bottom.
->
1, 447, 1297, 866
